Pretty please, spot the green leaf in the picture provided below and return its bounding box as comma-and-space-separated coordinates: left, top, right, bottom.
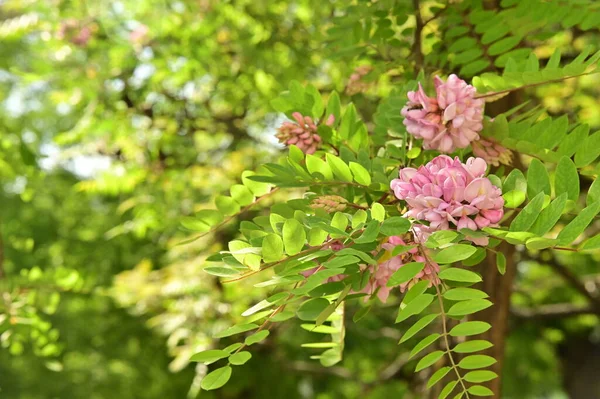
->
453, 340, 493, 353
322, 255, 359, 269
380, 216, 411, 236
447, 299, 493, 317
444, 287, 488, 301
402, 280, 430, 304
392, 244, 417, 257
355, 220, 380, 243
468, 386, 494, 396
488, 36, 520, 56
326, 154, 353, 182
262, 234, 283, 263
426, 231, 460, 248
282, 219, 306, 255
352, 210, 368, 228
396, 294, 434, 323
242, 171, 271, 196
529, 193, 567, 236
306, 154, 333, 180
241, 292, 288, 317
231, 184, 255, 206
415, 350, 444, 372
399, 313, 438, 343
181, 217, 211, 232
464, 370, 498, 383
433, 244, 477, 264
439, 380, 458, 399
427, 366, 452, 389
308, 227, 328, 246
525, 237, 558, 250
330, 212, 348, 236
201, 366, 232, 391
502, 190, 526, 209
555, 156, 580, 201
371, 202, 385, 222
297, 298, 330, 321
527, 159, 551, 199
587, 178, 600, 206
496, 252, 506, 275
353, 305, 372, 322
214, 323, 259, 338
574, 130, 600, 167
349, 162, 371, 186
244, 330, 270, 345
580, 235, 600, 251
228, 351, 252, 365
204, 266, 242, 277
409, 333, 440, 359
449, 321, 492, 337
387, 262, 425, 287
503, 169, 527, 193
438, 268, 482, 283
223, 343, 243, 353
216, 195, 241, 216
557, 201, 600, 245
190, 349, 229, 364
326, 91, 341, 121
509, 192, 545, 232
458, 355, 497, 370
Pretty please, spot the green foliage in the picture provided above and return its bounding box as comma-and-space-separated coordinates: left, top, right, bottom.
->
4, 0, 600, 398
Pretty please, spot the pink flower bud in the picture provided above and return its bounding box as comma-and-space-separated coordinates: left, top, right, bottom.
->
276, 112, 334, 154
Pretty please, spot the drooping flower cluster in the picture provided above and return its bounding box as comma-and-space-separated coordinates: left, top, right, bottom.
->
401, 74, 484, 153
472, 138, 512, 166
364, 236, 440, 302
310, 195, 348, 213
301, 235, 440, 303
276, 112, 334, 154
390, 155, 504, 245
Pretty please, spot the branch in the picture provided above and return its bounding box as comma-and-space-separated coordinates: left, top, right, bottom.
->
540, 253, 600, 312
512, 303, 596, 320
411, 0, 424, 67
179, 188, 279, 245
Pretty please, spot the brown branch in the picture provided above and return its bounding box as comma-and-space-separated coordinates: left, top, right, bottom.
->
411, 0, 424, 68
512, 303, 596, 320
540, 253, 600, 312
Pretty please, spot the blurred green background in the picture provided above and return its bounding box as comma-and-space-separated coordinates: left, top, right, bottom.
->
1, 0, 600, 398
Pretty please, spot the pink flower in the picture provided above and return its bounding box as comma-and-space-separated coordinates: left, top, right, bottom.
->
401, 75, 484, 153
472, 138, 512, 166
276, 112, 334, 154
364, 236, 440, 302
390, 155, 504, 245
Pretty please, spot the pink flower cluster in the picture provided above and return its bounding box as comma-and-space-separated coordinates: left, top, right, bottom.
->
401, 75, 484, 153
364, 236, 440, 302
301, 236, 440, 303
390, 155, 504, 245
276, 112, 334, 154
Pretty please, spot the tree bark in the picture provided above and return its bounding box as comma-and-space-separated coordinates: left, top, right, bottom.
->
475, 91, 522, 398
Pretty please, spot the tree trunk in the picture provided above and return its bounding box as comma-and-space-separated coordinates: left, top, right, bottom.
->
475, 91, 522, 398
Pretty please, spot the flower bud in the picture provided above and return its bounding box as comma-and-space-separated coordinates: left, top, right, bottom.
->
310, 195, 348, 213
